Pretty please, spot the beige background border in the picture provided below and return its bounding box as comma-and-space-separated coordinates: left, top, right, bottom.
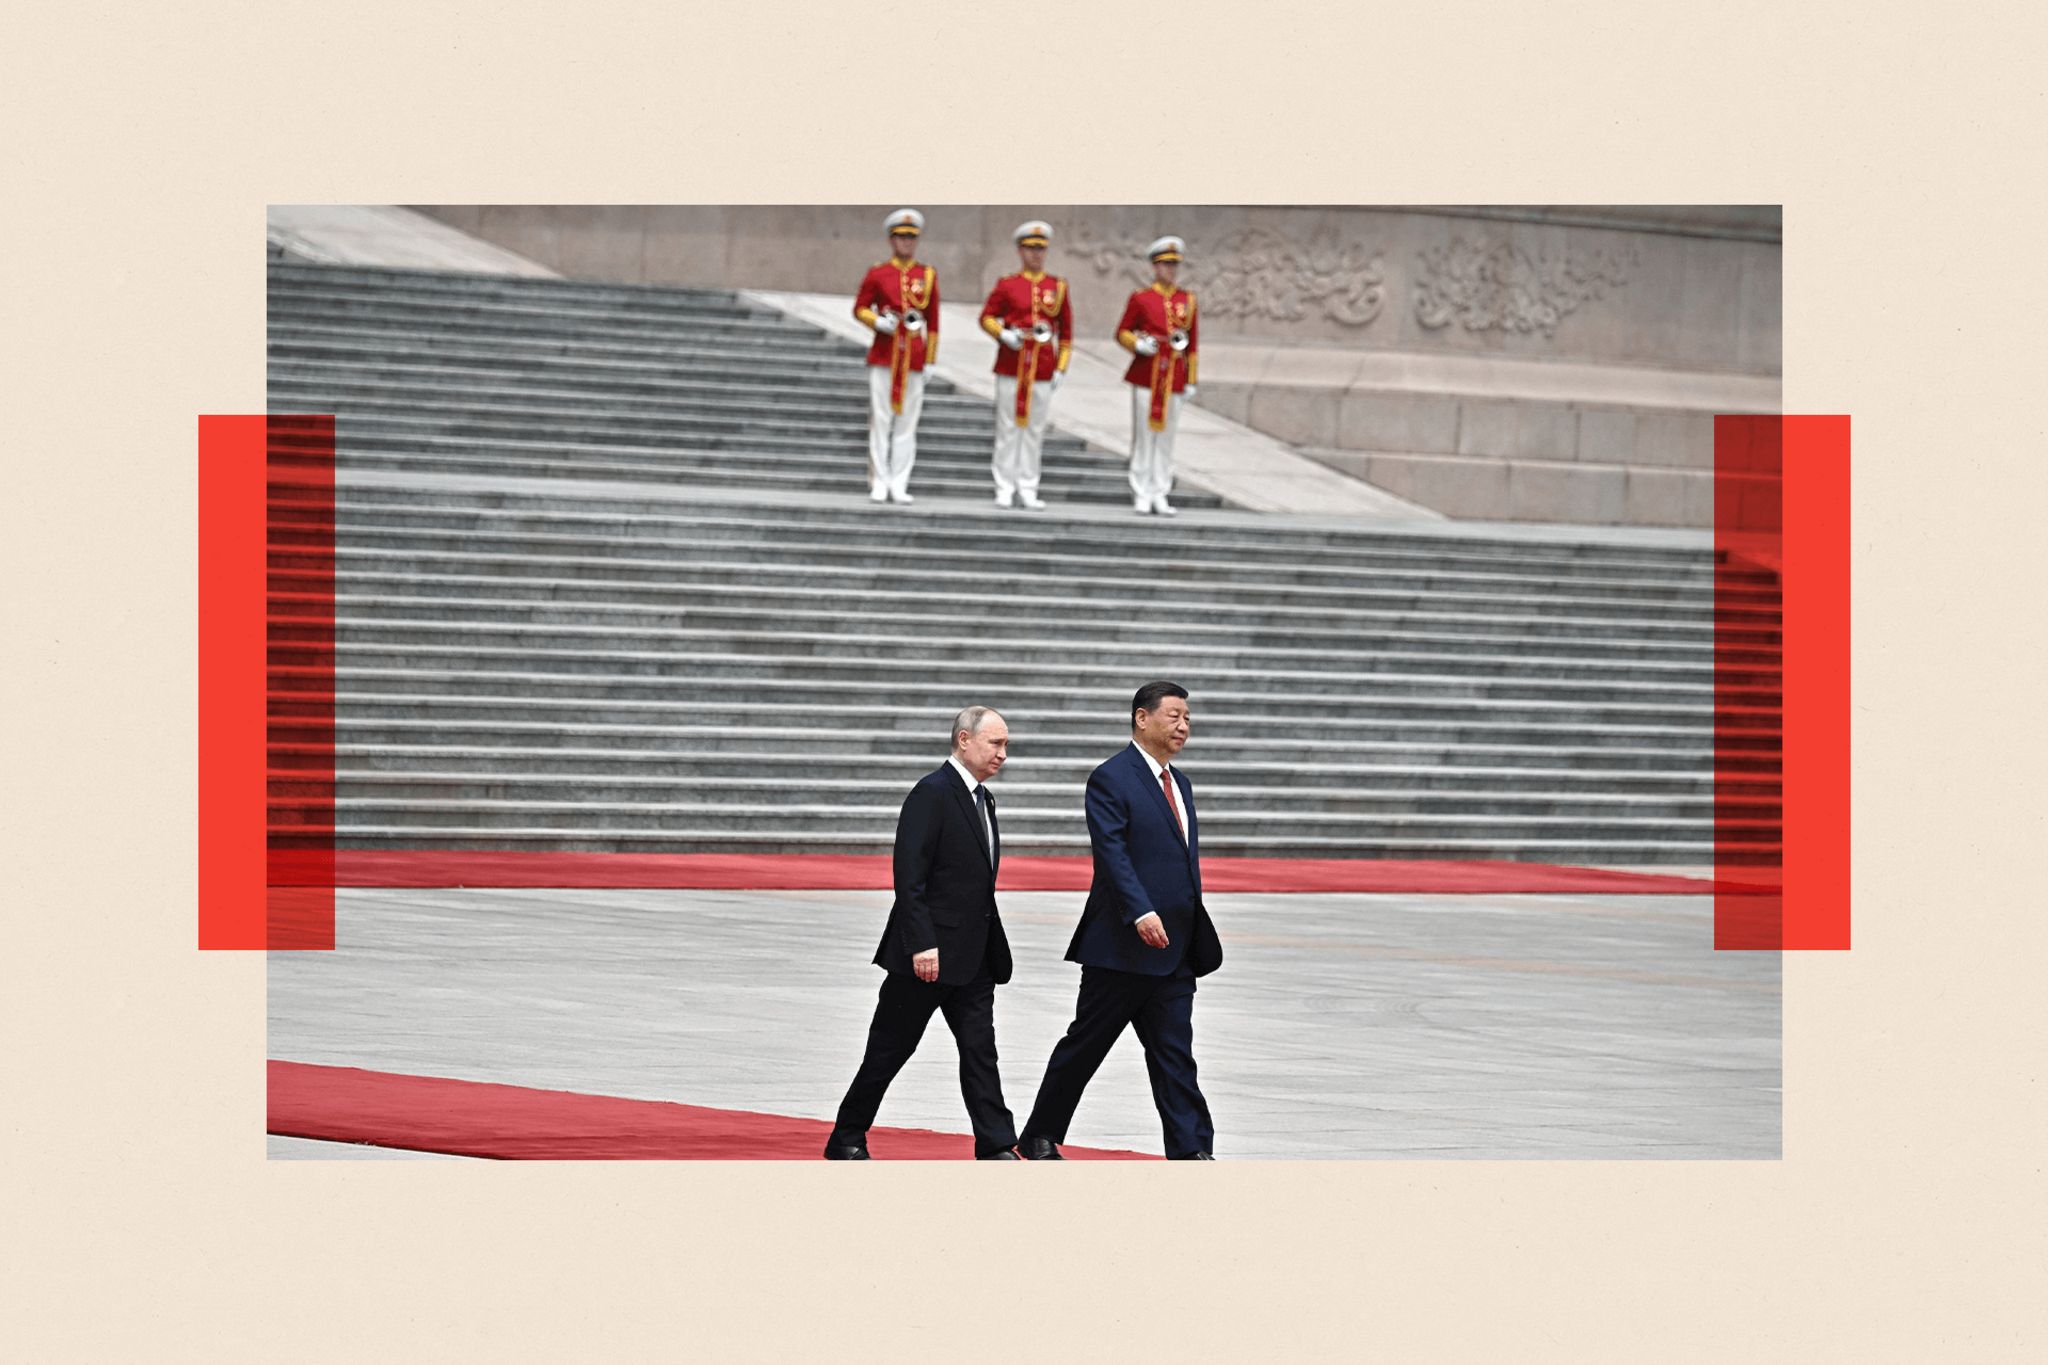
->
5, 2, 2043, 1359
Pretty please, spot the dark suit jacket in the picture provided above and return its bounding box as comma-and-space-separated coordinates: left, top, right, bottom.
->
873, 763, 1013, 986
1066, 743, 1223, 978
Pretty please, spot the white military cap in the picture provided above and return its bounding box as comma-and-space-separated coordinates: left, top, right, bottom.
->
884, 208, 925, 236
1147, 235, 1186, 262
1013, 220, 1053, 247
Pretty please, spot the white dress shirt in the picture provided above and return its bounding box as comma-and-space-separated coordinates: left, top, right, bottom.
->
1130, 742, 1188, 843
947, 755, 995, 855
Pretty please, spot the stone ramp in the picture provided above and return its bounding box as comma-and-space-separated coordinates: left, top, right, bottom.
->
267, 205, 557, 276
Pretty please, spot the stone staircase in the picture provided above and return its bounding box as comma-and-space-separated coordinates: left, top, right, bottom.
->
267, 262, 1220, 508
266, 261, 1779, 865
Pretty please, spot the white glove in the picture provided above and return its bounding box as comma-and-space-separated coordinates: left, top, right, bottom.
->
1049, 371, 1065, 395
1185, 384, 1199, 400
1133, 333, 1160, 357
999, 327, 1024, 351
872, 311, 899, 335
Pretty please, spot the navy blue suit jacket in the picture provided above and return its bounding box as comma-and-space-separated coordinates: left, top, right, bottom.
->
1065, 743, 1223, 978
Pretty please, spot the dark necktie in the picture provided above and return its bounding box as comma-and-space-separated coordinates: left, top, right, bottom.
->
975, 785, 995, 864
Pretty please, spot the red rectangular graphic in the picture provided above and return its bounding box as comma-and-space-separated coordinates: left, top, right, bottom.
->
198, 414, 335, 949
1714, 415, 1850, 949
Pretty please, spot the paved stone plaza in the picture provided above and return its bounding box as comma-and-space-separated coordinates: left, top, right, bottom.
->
268, 885, 1778, 1160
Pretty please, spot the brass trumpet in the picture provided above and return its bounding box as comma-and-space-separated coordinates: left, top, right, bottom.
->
902, 308, 926, 334
1168, 328, 1191, 353
1029, 319, 1056, 345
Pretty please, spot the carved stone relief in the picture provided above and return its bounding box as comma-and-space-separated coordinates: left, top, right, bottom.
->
1412, 235, 1637, 337
1066, 222, 1387, 326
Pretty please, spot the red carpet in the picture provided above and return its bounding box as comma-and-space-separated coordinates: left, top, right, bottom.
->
267, 1060, 1155, 1160
272, 851, 1725, 894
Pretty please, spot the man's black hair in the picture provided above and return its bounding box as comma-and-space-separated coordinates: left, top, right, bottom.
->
1130, 680, 1189, 725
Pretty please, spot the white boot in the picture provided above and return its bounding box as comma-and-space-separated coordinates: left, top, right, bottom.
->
1153, 495, 1178, 517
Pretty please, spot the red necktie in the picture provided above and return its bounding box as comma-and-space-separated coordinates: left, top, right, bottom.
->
1160, 768, 1182, 835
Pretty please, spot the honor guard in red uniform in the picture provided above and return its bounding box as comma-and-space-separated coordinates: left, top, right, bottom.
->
853, 208, 940, 504
979, 220, 1072, 509
1116, 235, 1199, 516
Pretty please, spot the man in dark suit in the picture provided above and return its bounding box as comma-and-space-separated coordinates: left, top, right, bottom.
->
1019, 681, 1223, 1161
824, 706, 1022, 1160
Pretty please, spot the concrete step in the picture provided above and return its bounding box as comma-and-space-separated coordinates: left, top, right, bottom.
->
273, 796, 1774, 845
268, 350, 906, 395
284, 523, 1761, 601
279, 569, 1777, 663
267, 333, 904, 387
267, 260, 763, 310
269, 319, 869, 374
293, 491, 1758, 588
268, 596, 1771, 684
265, 382, 1039, 443
286, 537, 1757, 619
272, 665, 1779, 733
284, 523, 1761, 609
297, 481, 1762, 585
276, 743, 1770, 796
265, 277, 804, 327
273, 698, 1776, 762
279, 594, 1773, 685
288, 573, 1794, 663
268, 641, 1774, 714
276, 425, 1131, 485
277, 774, 1771, 824
282, 825, 1768, 864
269, 719, 1756, 771
267, 294, 840, 349
276, 446, 1174, 507
269, 415, 1116, 476
265, 363, 1002, 419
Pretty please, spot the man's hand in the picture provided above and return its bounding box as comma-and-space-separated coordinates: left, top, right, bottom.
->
1133, 333, 1160, 357
1049, 370, 1065, 395
1134, 913, 1170, 949
1184, 384, 1199, 400
998, 327, 1024, 351
913, 948, 939, 982
873, 312, 899, 335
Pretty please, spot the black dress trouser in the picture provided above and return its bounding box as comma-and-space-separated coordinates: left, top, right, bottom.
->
830, 955, 1017, 1157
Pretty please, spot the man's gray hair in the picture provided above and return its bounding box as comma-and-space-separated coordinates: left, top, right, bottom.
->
950, 705, 1004, 748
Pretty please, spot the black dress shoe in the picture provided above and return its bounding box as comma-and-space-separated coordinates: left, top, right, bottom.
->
1169, 1151, 1215, 1160
1019, 1136, 1065, 1161
977, 1148, 1022, 1160
822, 1142, 871, 1160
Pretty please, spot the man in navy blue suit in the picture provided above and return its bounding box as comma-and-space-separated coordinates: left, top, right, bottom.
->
824, 706, 1022, 1160
1019, 681, 1223, 1160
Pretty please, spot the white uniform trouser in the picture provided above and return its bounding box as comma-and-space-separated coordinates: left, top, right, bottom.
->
868, 366, 926, 497
1129, 385, 1183, 502
991, 374, 1055, 499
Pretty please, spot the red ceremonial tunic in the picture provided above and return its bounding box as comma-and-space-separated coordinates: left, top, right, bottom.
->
974, 274, 1073, 427
980, 272, 1072, 425
1116, 285, 1199, 432
853, 258, 939, 412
